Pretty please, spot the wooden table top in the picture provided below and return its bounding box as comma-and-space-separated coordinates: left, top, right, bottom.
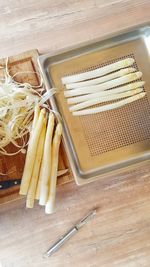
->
0, 1, 150, 266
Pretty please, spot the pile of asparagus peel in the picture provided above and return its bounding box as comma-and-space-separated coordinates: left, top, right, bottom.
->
19, 105, 62, 214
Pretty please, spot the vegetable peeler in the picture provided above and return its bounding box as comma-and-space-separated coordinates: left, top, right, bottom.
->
45, 209, 97, 257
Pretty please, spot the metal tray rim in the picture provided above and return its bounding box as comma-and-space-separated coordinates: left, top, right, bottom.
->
38, 24, 150, 185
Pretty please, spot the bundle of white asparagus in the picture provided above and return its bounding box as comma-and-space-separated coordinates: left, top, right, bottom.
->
19, 105, 62, 214
62, 58, 146, 116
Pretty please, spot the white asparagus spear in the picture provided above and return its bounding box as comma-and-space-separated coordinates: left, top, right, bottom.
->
68, 82, 145, 104
19, 108, 46, 195
45, 123, 62, 214
26, 119, 46, 208
67, 81, 145, 104
35, 158, 44, 200
65, 67, 136, 89
62, 58, 135, 84
23, 105, 40, 150
39, 113, 55, 206
35, 169, 68, 200
31, 105, 40, 130
72, 92, 146, 116
69, 88, 143, 112
21, 104, 40, 198
64, 71, 142, 97
35, 114, 54, 201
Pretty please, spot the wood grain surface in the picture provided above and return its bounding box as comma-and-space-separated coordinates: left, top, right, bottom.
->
1, 163, 150, 267
0, 0, 150, 267
0, 0, 150, 58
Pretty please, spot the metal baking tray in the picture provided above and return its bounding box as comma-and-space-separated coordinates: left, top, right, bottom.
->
38, 25, 150, 185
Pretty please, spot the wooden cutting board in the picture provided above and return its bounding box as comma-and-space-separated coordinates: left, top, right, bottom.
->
0, 49, 73, 205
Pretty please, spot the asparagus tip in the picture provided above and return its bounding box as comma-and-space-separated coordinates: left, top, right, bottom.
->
135, 71, 142, 79
41, 108, 46, 115
124, 58, 135, 67
56, 123, 62, 136
45, 202, 54, 214
128, 67, 136, 72
138, 92, 146, 99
